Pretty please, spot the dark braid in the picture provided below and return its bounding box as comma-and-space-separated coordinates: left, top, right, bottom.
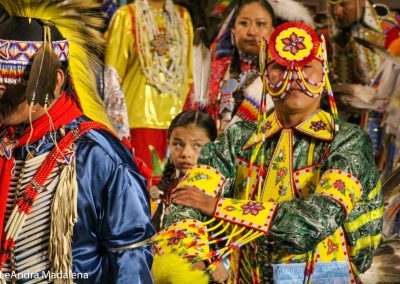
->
230, 47, 242, 79
157, 159, 176, 194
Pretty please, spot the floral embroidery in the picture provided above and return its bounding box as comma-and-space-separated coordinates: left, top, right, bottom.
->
310, 120, 327, 132
327, 239, 339, 255
272, 149, 288, 185
273, 165, 288, 185
277, 168, 287, 178
240, 201, 265, 216
167, 230, 186, 245
260, 121, 272, 133
282, 32, 306, 55
333, 179, 346, 192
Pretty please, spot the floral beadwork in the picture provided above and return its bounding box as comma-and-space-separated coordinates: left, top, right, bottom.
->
282, 32, 306, 55
240, 201, 265, 216
310, 120, 327, 132
333, 179, 346, 192
260, 121, 272, 133
327, 239, 339, 255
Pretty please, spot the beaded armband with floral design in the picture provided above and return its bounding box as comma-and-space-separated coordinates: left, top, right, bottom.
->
214, 198, 278, 234
150, 219, 210, 261
316, 169, 363, 217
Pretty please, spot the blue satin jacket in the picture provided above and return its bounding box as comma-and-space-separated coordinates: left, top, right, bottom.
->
14, 116, 155, 283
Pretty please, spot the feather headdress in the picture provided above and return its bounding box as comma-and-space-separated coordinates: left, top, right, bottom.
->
0, 0, 111, 128
192, 27, 211, 109
268, 0, 314, 27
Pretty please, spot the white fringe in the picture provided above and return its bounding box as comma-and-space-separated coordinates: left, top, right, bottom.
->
49, 157, 78, 284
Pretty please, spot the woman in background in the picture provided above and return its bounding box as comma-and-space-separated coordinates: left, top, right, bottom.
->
104, 0, 193, 170
191, 0, 314, 133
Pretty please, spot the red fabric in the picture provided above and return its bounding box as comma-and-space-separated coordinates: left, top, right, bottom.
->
0, 94, 83, 242
206, 57, 231, 121
129, 128, 168, 171
385, 27, 400, 50
135, 156, 152, 183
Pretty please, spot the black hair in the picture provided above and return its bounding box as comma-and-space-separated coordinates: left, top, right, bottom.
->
0, 17, 65, 41
167, 109, 218, 141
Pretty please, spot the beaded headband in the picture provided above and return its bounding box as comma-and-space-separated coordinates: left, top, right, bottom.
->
0, 39, 69, 85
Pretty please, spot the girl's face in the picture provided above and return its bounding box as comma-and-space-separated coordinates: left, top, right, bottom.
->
169, 125, 211, 174
232, 2, 274, 55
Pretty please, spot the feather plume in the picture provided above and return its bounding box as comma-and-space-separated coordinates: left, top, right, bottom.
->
0, 0, 112, 129
331, 83, 387, 113
268, 0, 314, 27
26, 25, 59, 106
354, 36, 400, 65
192, 27, 211, 109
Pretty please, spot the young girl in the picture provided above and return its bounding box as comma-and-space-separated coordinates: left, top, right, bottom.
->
150, 109, 217, 230
149, 110, 228, 283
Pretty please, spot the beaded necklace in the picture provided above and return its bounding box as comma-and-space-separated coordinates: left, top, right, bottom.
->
134, 0, 188, 95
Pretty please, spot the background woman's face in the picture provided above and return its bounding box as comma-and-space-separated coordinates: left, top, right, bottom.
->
232, 2, 274, 55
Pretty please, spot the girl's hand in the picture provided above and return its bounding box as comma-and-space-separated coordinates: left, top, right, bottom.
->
192, 260, 206, 271
171, 185, 218, 216
211, 262, 229, 283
